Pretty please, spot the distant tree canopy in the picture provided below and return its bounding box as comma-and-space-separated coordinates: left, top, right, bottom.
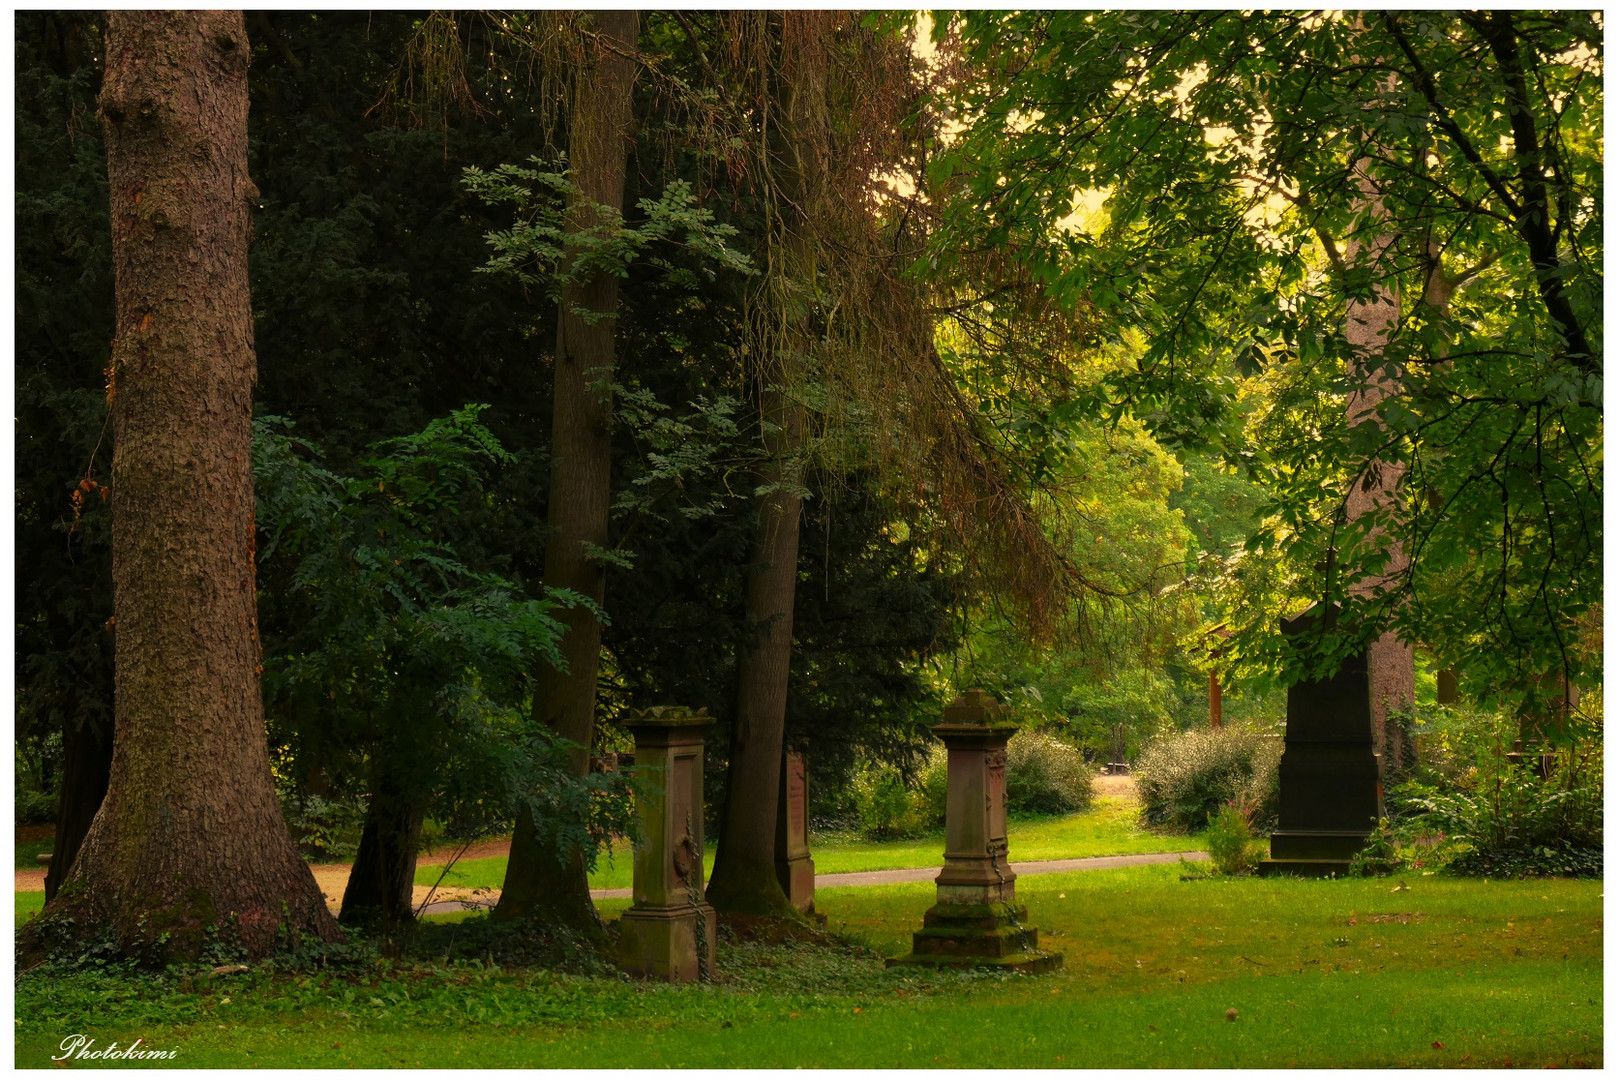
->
931, 11, 1602, 723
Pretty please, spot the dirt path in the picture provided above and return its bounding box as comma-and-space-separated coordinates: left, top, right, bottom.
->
19, 774, 1152, 911
15, 837, 515, 911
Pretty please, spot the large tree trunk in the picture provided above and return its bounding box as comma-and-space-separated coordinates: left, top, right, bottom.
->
706, 391, 805, 915
494, 10, 639, 934
339, 772, 425, 930
26, 11, 340, 963
43, 716, 113, 902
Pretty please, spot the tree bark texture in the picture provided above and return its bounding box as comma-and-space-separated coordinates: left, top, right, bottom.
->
495, 10, 639, 932
707, 391, 806, 915
43, 716, 114, 902
33, 11, 341, 961
1343, 130, 1414, 771
339, 777, 426, 930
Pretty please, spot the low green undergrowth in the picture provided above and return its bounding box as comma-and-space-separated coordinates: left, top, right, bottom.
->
15, 864, 1601, 1068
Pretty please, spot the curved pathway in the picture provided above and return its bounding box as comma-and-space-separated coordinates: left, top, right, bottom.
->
416, 849, 1207, 915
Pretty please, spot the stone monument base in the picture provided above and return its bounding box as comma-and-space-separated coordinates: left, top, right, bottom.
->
1257, 858, 1354, 878
1268, 828, 1373, 861
617, 902, 716, 983
1257, 827, 1371, 877
885, 902, 1063, 973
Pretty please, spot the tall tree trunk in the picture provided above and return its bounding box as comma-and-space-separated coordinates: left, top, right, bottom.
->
494, 10, 639, 934
339, 772, 425, 930
1342, 103, 1415, 772
707, 17, 824, 916
43, 716, 113, 902
707, 391, 805, 915
25, 10, 340, 963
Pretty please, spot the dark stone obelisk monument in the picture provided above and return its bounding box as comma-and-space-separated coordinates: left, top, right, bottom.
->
1259, 604, 1384, 877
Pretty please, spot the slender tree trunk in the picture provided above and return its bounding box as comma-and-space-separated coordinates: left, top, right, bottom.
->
24, 11, 340, 962
339, 773, 425, 929
495, 10, 639, 934
707, 19, 823, 916
43, 716, 113, 901
707, 391, 805, 915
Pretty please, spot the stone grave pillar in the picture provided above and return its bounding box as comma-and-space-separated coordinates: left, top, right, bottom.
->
617, 707, 717, 982
774, 744, 820, 919
1259, 604, 1384, 877
888, 690, 1061, 972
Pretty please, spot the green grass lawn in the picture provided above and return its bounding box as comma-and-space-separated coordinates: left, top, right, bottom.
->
14, 864, 1601, 1068
15, 890, 46, 928
415, 795, 1190, 893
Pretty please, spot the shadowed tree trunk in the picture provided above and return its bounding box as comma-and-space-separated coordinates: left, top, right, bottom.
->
706, 16, 823, 917
707, 389, 805, 915
42, 716, 113, 902
24, 10, 340, 962
494, 10, 640, 935
339, 771, 426, 930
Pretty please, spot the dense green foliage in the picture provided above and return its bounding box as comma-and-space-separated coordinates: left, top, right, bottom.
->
847, 729, 1093, 840
14, 11, 116, 786
1134, 727, 1283, 834
1391, 704, 1603, 878
255, 407, 637, 863
932, 11, 1602, 716
14, 12, 962, 842
1004, 731, 1095, 816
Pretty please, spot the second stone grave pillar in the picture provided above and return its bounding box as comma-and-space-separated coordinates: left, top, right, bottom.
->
617, 707, 717, 982
774, 744, 820, 920
887, 689, 1061, 972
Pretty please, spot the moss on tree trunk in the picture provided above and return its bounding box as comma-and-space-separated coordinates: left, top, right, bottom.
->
23, 11, 341, 965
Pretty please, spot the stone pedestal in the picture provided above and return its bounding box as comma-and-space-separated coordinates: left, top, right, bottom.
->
1260, 605, 1383, 878
774, 748, 821, 920
888, 690, 1061, 972
616, 707, 717, 982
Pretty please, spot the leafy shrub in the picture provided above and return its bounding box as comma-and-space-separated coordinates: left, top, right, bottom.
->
919, 747, 949, 826
281, 793, 366, 861
852, 761, 931, 840
15, 786, 57, 826
1394, 702, 1602, 879
852, 730, 1094, 839
1205, 798, 1258, 875
1005, 730, 1093, 815
1347, 818, 1404, 877
1134, 726, 1281, 834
